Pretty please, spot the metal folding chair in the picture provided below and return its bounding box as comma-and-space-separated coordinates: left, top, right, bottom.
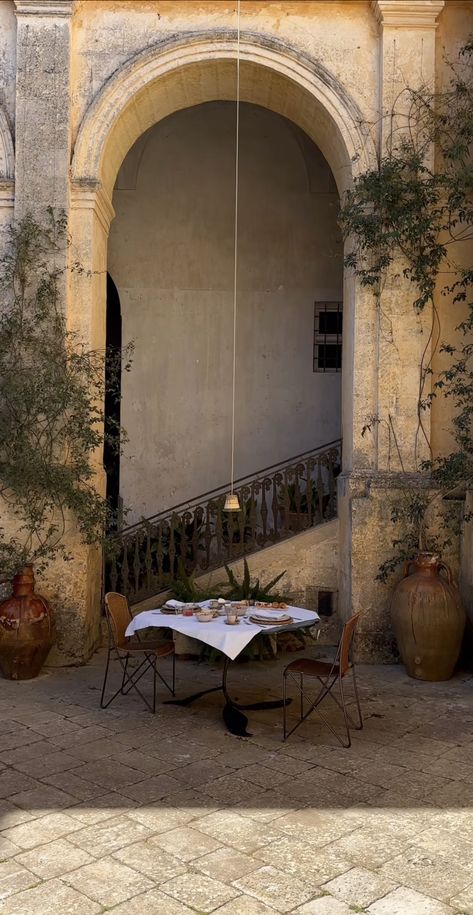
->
283, 611, 363, 747
100, 592, 175, 713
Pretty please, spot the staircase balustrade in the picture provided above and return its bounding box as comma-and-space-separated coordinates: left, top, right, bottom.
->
105, 439, 341, 604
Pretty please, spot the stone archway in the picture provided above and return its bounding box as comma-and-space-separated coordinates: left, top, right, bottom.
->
70, 28, 377, 444
71, 31, 375, 199
68, 31, 377, 659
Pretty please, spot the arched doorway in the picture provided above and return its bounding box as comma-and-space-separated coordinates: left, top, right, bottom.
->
104, 273, 122, 525
71, 31, 376, 467
69, 32, 377, 641
108, 100, 343, 523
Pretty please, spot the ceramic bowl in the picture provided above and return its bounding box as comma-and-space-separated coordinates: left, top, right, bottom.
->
195, 610, 214, 623
206, 600, 222, 610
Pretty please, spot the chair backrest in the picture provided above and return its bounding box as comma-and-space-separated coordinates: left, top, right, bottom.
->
104, 592, 133, 648
337, 611, 362, 676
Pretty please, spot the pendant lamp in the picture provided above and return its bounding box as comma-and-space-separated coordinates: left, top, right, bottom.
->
224, 0, 242, 513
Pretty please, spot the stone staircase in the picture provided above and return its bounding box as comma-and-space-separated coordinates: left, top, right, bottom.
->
105, 439, 341, 617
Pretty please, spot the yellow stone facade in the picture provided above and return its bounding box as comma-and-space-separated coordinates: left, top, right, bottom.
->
0, 0, 472, 663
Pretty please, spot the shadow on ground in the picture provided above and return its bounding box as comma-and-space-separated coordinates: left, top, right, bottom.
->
0, 651, 472, 914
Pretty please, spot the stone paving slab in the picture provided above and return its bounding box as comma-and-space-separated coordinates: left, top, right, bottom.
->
0, 650, 472, 913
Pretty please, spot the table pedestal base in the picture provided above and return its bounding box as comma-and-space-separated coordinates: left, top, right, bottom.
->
164, 657, 291, 736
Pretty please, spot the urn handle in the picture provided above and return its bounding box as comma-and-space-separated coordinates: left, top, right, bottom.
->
403, 560, 417, 578
438, 560, 453, 585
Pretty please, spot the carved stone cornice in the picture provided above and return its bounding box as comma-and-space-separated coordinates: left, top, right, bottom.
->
371, 1, 445, 29
14, 0, 73, 17
0, 180, 15, 210
70, 179, 115, 235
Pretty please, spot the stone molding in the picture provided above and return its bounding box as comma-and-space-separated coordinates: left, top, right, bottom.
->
13, 0, 73, 17
0, 109, 14, 181
70, 180, 115, 235
72, 29, 377, 197
339, 469, 445, 500
371, 0, 445, 29
0, 180, 15, 210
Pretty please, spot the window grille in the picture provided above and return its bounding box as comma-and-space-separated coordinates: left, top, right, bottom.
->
313, 301, 342, 372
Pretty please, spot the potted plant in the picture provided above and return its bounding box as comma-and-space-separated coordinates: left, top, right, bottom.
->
374, 489, 466, 681
0, 211, 130, 679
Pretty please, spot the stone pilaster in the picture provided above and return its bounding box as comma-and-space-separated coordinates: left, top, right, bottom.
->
340, 2, 446, 659
13, 0, 73, 216
11, 1, 104, 667
367, 0, 444, 473
371, 1, 445, 31
372, 1, 444, 151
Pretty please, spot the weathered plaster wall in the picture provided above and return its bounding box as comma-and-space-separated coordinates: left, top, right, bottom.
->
14, 0, 72, 213
431, 2, 473, 460
71, 1, 378, 147
108, 101, 342, 521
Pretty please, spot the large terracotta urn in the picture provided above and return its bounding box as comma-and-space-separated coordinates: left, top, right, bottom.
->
391, 553, 465, 681
0, 565, 54, 679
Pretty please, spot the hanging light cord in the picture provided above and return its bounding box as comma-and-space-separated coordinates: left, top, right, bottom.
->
230, 0, 241, 494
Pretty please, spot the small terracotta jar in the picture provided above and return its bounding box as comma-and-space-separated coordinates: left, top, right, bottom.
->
0, 565, 54, 679
390, 552, 465, 681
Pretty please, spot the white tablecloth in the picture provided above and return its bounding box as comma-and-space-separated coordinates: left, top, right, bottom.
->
125, 606, 320, 661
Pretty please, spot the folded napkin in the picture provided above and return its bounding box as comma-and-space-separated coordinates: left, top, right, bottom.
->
163, 599, 185, 609
249, 609, 290, 621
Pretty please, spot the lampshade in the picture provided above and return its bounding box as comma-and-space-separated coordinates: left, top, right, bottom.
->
224, 492, 241, 512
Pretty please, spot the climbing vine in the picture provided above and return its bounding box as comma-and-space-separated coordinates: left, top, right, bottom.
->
338, 38, 473, 579
0, 210, 133, 580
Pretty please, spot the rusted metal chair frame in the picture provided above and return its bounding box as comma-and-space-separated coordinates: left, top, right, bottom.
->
283, 611, 363, 748
101, 592, 175, 713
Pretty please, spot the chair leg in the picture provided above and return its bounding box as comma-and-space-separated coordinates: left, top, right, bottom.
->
100, 648, 112, 709
106, 654, 156, 713
338, 674, 352, 748
283, 672, 288, 740
153, 659, 157, 714
121, 655, 151, 695
123, 651, 175, 703
283, 670, 353, 747
321, 671, 363, 735
120, 656, 156, 713
283, 670, 331, 741
351, 665, 363, 730
120, 656, 129, 694
153, 657, 176, 697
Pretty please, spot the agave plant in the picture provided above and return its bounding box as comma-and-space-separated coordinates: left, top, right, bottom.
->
222, 557, 287, 602
169, 562, 219, 603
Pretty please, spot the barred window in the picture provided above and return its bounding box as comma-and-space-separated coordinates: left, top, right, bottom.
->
313, 301, 342, 372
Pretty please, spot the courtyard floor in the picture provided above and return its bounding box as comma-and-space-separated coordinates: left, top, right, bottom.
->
0, 649, 473, 915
